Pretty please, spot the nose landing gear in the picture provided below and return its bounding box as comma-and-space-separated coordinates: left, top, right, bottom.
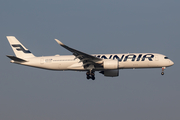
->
86, 71, 95, 80
161, 67, 166, 75
161, 72, 164, 75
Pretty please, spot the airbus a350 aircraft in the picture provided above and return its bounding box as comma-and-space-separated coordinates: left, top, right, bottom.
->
6, 36, 174, 80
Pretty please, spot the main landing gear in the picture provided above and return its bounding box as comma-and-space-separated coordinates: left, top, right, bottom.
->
86, 71, 95, 80
161, 67, 166, 75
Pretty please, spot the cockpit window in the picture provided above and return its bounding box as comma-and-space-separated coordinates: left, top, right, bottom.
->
164, 57, 169, 59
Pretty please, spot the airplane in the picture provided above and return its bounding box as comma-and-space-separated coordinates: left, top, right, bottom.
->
6, 36, 174, 80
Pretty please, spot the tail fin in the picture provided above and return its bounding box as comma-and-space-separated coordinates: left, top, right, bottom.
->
7, 36, 35, 58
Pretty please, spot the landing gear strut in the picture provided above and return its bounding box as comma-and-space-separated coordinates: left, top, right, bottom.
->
86, 71, 95, 80
161, 67, 166, 75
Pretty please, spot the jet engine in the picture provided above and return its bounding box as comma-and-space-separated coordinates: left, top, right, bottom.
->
103, 59, 119, 69
99, 70, 119, 77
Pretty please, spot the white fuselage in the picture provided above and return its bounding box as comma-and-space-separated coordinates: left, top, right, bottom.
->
12, 53, 174, 71
6, 36, 174, 79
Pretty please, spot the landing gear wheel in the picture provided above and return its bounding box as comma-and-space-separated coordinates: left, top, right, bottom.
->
91, 72, 95, 80
86, 72, 90, 76
86, 71, 95, 80
91, 76, 95, 80
161, 67, 166, 75
161, 72, 164, 75
87, 75, 90, 79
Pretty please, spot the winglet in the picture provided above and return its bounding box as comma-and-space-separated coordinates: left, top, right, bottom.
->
55, 39, 64, 45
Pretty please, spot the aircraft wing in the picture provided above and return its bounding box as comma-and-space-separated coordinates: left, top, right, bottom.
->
55, 39, 103, 69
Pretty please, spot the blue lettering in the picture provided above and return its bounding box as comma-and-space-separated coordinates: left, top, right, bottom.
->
113, 55, 124, 62
142, 54, 154, 61
124, 54, 136, 61
101, 55, 107, 59
96, 55, 101, 58
109, 55, 112, 59
136, 54, 142, 61
96, 54, 155, 62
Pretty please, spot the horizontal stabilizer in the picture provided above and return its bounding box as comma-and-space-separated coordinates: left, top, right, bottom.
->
6, 55, 27, 62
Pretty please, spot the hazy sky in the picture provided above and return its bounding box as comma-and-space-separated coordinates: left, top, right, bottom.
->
0, 0, 179, 120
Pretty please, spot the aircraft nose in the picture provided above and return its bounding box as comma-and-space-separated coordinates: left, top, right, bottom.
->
169, 60, 174, 66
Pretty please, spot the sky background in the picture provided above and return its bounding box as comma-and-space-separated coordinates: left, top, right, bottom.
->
0, 0, 179, 120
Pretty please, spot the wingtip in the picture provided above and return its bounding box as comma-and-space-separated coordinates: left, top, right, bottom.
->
55, 39, 64, 45
6, 36, 15, 39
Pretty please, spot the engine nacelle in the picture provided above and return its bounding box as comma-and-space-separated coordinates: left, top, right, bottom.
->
103, 59, 119, 69
100, 70, 119, 77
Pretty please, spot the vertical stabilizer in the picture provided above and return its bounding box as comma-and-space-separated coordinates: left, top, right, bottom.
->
7, 36, 35, 58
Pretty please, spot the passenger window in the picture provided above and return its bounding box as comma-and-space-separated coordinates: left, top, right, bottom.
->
164, 57, 169, 59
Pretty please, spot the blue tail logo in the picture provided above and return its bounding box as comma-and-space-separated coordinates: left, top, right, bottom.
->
12, 44, 31, 53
